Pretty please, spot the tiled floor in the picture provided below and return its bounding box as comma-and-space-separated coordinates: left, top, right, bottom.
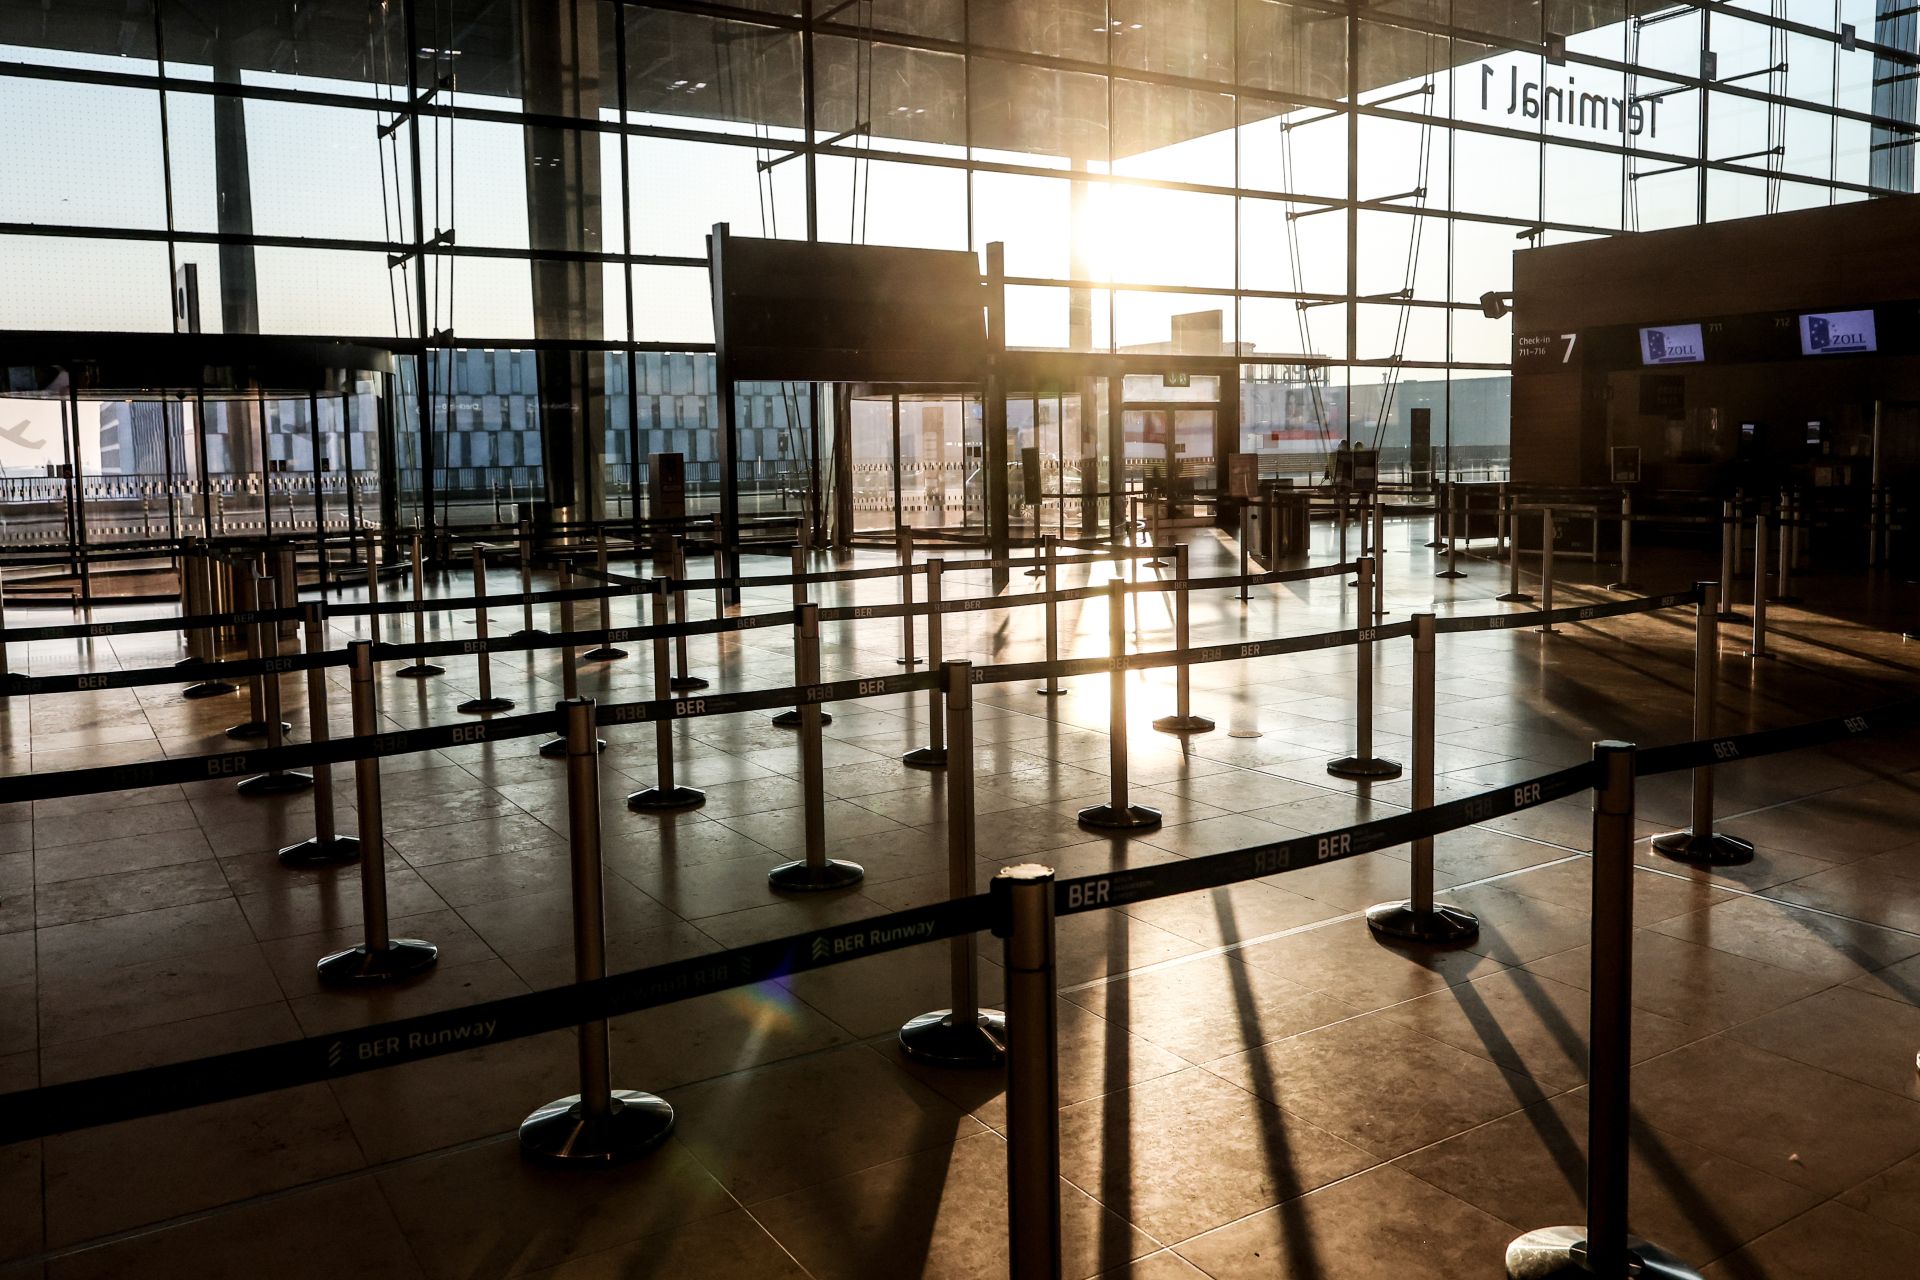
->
3, 518, 1920, 1278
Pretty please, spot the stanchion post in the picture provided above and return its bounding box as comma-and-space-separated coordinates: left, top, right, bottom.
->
396, 532, 444, 678
1236, 504, 1252, 603
668, 538, 707, 691
904, 558, 949, 768
1497, 505, 1533, 604
1717, 499, 1740, 619
628, 583, 705, 812
522, 696, 676, 1163
1774, 491, 1798, 604
583, 529, 628, 661
1366, 612, 1479, 945
515, 517, 540, 637
225, 569, 276, 740
0, 562, 12, 681
1608, 491, 1637, 591
1437, 486, 1466, 579
1078, 579, 1161, 830
1496, 483, 1510, 558
1327, 558, 1400, 781
1652, 582, 1754, 867
1539, 507, 1557, 633
1036, 536, 1064, 698
458, 544, 515, 714
1749, 507, 1770, 659
541, 566, 602, 758
768, 603, 864, 890
896, 527, 921, 668
316, 640, 438, 984
996, 863, 1062, 1280
901, 659, 1008, 1066
237, 576, 313, 796
280, 602, 359, 866
1372, 499, 1387, 619
1152, 543, 1214, 735
771, 546, 828, 729
1505, 742, 1701, 1280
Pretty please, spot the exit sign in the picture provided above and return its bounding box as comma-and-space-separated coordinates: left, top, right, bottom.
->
1163, 371, 1191, 388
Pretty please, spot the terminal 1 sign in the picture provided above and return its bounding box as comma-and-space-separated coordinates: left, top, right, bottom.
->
1479, 65, 1664, 139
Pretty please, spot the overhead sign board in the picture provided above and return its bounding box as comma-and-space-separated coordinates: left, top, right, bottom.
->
1638, 323, 1704, 366
1799, 309, 1877, 356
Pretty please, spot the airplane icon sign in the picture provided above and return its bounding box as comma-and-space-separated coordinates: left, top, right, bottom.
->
0, 420, 45, 450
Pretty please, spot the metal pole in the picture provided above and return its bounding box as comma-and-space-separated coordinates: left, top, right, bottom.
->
896, 526, 920, 668
1367, 613, 1479, 945
316, 640, 437, 984
771, 546, 827, 729
1496, 506, 1531, 603
1328, 558, 1399, 780
0, 562, 11, 679
669, 538, 706, 691
458, 545, 515, 714
1504, 742, 1701, 1280
1437, 485, 1466, 579
583, 529, 627, 661
1651, 583, 1753, 867
1733, 490, 1746, 577
237, 576, 313, 796
540, 566, 598, 758
1037, 535, 1064, 698
628, 583, 705, 811
1750, 508, 1770, 659
1774, 491, 1797, 604
901, 659, 1008, 1067
1153, 543, 1214, 734
395, 532, 444, 678
768, 603, 864, 890
280, 602, 359, 867
1372, 497, 1386, 619
521, 696, 676, 1163
1608, 492, 1636, 591
997, 863, 1063, 1280
1869, 401, 1884, 567
904, 558, 948, 768
1077, 579, 1160, 830
225, 568, 272, 740
1496, 483, 1509, 558
517, 516, 539, 637
1539, 507, 1556, 633
1237, 503, 1252, 603
1718, 500, 1739, 618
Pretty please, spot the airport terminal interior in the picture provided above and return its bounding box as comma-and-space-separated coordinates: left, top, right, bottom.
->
4, 2, 1920, 1278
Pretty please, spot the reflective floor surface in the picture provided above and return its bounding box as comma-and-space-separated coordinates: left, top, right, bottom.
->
2, 519, 1919, 1278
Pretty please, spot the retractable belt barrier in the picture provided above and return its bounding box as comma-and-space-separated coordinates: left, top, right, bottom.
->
0, 605, 305, 644
2, 647, 348, 697
6, 689, 1908, 1146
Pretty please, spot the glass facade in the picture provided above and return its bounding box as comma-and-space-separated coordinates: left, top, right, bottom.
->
0, 0, 1914, 528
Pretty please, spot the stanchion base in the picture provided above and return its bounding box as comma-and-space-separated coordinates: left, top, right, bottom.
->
182, 680, 239, 700
768, 858, 866, 891
1606, 581, 1641, 593
1504, 1226, 1701, 1280
627, 785, 706, 812
1152, 714, 1217, 735
898, 1009, 1008, 1067
395, 663, 445, 678
895, 657, 925, 668
770, 708, 832, 727
1651, 829, 1755, 867
225, 720, 290, 740
1023, 566, 1045, 577
1494, 592, 1534, 604
519, 1091, 676, 1166
540, 736, 607, 759
902, 746, 949, 769
582, 646, 628, 661
1327, 755, 1403, 781
457, 695, 517, 714
1436, 569, 1468, 580
1077, 802, 1163, 831
1034, 685, 1067, 697
1365, 901, 1480, 946
236, 770, 315, 797
510, 629, 547, 638
669, 676, 710, 691
278, 834, 361, 869
1144, 559, 1169, 569
316, 938, 439, 985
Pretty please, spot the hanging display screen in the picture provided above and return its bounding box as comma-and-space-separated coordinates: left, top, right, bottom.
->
1638, 323, 1705, 365
1799, 309, 1877, 356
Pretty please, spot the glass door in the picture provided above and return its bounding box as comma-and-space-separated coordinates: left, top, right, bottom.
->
1171, 408, 1218, 519
0, 394, 77, 550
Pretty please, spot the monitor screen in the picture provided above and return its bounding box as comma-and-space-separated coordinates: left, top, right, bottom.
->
1799, 309, 1877, 356
1640, 323, 1705, 365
